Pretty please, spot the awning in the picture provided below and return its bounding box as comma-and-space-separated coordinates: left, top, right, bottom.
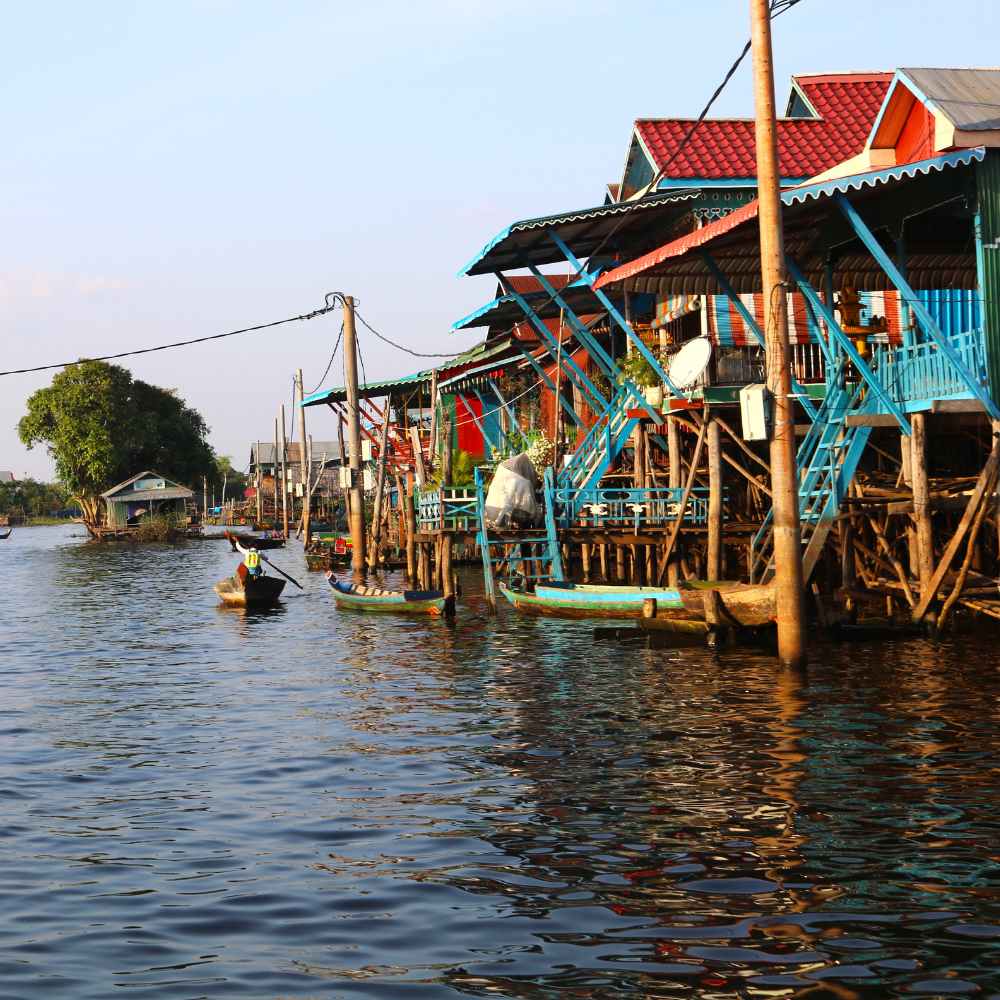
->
459, 190, 701, 277
452, 281, 604, 332
302, 369, 434, 407
595, 148, 986, 295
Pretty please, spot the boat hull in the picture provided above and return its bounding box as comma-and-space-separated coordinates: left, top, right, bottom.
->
501, 580, 776, 626
328, 578, 451, 616
503, 582, 684, 618
225, 530, 285, 552
214, 574, 286, 608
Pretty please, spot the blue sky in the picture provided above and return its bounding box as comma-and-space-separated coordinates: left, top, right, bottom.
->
3, 0, 999, 479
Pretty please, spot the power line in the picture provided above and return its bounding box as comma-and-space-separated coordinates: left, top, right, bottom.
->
307, 321, 345, 395
354, 310, 460, 359
0, 299, 339, 378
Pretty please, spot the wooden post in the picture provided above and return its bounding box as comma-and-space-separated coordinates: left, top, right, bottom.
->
707, 415, 723, 581
441, 418, 454, 600
343, 295, 367, 579
581, 542, 592, 582
410, 426, 427, 488
911, 412, 935, 595
296, 369, 312, 547
899, 430, 920, 580
615, 543, 625, 582
255, 441, 263, 526
279, 405, 289, 538
367, 411, 391, 570
428, 370, 439, 475
751, 0, 806, 667
599, 543, 608, 582
667, 415, 682, 587
273, 418, 280, 531
404, 477, 417, 584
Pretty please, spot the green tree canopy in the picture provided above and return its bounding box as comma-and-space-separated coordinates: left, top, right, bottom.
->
18, 360, 216, 526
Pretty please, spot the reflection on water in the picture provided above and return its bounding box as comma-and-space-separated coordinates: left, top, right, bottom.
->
1, 524, 999, 998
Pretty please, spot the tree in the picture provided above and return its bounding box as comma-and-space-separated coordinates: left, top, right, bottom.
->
19, 360, 216, 530
0, 478, 73, 519
209, 455, 247, 505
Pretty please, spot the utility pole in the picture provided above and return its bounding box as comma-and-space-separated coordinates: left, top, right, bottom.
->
296, 369, 312, 547
343, 295, 367, 579
280, 404, 290, 538
750, 0, 807, 668
255, 441, 263, 526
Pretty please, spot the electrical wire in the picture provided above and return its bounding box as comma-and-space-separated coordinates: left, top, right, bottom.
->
307, 321, 344, 395
0, 299, 340, 377
354, 310, 460, 359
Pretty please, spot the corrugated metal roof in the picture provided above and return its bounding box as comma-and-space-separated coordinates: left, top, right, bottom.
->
783, 146, 985, 204
110, 487, 193, 502
595, 148, 984, 296
452, 280, 600, 331
459, 190, 700, 277
251, 442, 344, 465
902, 67, 1000, 131
302, 370, 434, 407
101, 470, 192, 499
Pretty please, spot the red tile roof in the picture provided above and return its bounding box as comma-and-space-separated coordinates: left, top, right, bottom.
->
635, 72, 892, 180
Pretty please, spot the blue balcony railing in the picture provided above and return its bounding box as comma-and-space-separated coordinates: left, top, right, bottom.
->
872, 327, 987, 407
550, 485, 711, 530
416, 487, 479, 532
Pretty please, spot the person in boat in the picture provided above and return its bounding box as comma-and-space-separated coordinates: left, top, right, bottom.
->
233, 539, 265, 583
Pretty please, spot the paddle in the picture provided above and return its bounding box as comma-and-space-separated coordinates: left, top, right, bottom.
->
260, 554, 304, 590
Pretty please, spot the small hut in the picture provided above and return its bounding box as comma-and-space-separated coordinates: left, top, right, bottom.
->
101, 471, 194, 530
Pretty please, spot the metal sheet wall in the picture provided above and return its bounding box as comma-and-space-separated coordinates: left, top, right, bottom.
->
976, 152, 1000, 401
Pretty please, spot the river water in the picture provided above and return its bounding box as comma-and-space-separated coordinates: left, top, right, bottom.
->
1, 524, 999, 999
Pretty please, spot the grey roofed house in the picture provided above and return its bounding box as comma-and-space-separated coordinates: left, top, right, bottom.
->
100, 470, 194, 529
901, 67, 1000, 132
249, 441, 343, 471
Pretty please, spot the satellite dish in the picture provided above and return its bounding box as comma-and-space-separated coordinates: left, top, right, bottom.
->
668, 337, 712, 390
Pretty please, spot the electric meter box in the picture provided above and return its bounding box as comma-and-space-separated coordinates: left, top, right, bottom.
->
739, 383, 771, 441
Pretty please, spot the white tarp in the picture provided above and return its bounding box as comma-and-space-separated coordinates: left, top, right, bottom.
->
484, 453, 540, 529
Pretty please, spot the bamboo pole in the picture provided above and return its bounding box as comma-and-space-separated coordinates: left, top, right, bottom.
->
751, 0, 806, 665
296, 369, 312, 546
279, 405, 289, 538
367, 411, 391, 570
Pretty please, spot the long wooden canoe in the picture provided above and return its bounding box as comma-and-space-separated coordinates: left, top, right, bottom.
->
214, 573, 286, 608
0, 528, 11, 540
506, 581, 685, 619
327, 576, 454, 616
225, 530, 285, 552
501, 579, 776, 627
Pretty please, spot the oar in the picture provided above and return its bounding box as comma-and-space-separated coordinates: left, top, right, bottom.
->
260, 554, 304, 590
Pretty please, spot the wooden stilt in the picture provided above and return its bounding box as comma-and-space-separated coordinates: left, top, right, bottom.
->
911, 412, 935, 596
707, 415, 723, 581
581, 542, 592, 582
667, 415, 682, 587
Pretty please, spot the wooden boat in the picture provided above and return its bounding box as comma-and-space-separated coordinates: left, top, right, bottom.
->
326, 575, 453, 616
501, 579, 776, 627
214, 572, 286, 608
0, 528, 11, 540
225, 529, 285, 552
504, 581, 685, 619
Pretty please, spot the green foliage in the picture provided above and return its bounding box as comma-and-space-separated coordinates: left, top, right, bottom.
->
0, 478, 74, 518
210, 455, 247, 500
619, 351, 661, 388
18, 360, 216, 525
451, 450, 478, 487
131, 513, 185, 543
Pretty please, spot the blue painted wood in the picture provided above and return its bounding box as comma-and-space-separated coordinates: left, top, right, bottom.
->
549, 232, 682, 399
526, 265, 662, 425
787, 257, 910, 433
496, 273, 608, 412
834, 192, 1000, 420
515, 344, 585, 429
543, 467, 565, 581
699, 249, 819, 422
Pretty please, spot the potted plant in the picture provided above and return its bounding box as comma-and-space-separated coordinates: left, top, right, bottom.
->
620, 351, 663, 405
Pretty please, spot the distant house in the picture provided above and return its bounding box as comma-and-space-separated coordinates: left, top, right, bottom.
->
101, 471, 194, 529
0, 471, 14, 484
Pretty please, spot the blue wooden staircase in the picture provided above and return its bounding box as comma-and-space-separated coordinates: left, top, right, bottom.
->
476, 466, 565, 611
750, 379, 875, 584
556, 383, 640, 519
